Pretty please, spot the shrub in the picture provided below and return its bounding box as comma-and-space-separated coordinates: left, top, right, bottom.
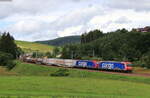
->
0, 51, 13, 65
140, 54, 150, 69
134, 52, 150, 68
6, 60, 16, 70
0, 51, 16, 70
133, 61, 143, 67
50, 68, 69, 77
45, 52, 53, 58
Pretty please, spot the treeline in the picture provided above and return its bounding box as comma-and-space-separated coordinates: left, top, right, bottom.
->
36, 36, 81, 46
61, 29, 150, 68
0, 32, 22, 70
81, 29, 103, 43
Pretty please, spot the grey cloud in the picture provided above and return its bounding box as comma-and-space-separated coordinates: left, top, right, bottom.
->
0, 0, 84, 19
49, 6, 105, 31
106, 0, 150, 11
1, 0, 150, 41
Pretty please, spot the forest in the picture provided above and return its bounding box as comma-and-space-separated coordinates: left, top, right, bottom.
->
36, 36, 81, 46
61, 29, 150, 68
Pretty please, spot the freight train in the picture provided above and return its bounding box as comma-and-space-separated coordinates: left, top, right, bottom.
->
22, 57, 133, 73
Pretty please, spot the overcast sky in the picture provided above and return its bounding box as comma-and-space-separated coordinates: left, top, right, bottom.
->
0, 0, 150, 41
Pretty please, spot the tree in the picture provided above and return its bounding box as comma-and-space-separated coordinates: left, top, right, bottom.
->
45, 52, 53, 58
53, 47, 60, 57
140, 51, 150, 68
0, 32, 19, 59
81, 30, 103, 44
61, 45, 71, 59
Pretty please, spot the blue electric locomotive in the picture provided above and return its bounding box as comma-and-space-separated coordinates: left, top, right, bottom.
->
75, 60, 97, 68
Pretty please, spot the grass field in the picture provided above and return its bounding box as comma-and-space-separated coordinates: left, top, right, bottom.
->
15, 40, 54, 52
0, 61, 150, 98
0, 76, 150, 98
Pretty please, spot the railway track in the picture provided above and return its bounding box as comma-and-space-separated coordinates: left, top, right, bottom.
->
25, 62, 150, 78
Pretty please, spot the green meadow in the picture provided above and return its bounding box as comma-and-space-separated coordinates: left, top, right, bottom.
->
0, 76, 150, 98
15, 41, 54, 52
0, 61, 150, 98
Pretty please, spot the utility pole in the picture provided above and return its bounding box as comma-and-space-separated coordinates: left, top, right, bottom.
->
71, 51, 74, 59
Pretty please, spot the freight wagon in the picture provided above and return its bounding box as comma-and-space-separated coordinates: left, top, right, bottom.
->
42, 58, 77, 67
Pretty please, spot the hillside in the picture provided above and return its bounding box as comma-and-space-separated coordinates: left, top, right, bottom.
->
36, 36, 81, 46
0, 61, 150, 97
15, 40, 54, 53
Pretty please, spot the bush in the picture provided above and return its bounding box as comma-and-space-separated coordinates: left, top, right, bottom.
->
134, 52, 150, 68
0, 51, 13, 65
0, 51, 16, 70
140, 53, 150, 68
50, 69, 69, 77
6, 60, 16, 70
32, 52, 45, 58
133, 61, 143, 67
45, 52, 53, 58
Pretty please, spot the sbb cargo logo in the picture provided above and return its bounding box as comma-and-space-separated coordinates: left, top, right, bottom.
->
78, 61, 87, 67
102, 63, 114, 69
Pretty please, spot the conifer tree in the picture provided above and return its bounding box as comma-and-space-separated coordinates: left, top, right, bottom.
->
0, 32, 18, 59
